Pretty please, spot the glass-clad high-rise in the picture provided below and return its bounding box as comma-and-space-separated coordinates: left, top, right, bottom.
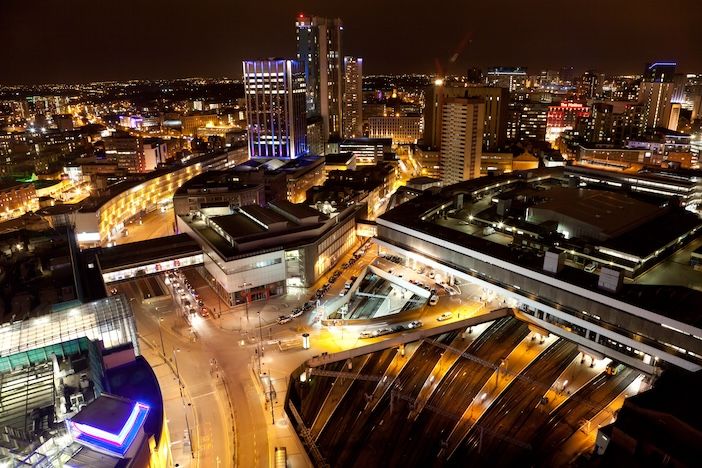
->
296, 15, 344, 140
243, 59, 307, 159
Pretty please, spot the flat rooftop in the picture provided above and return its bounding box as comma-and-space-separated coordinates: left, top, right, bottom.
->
174, 170, 260, 195
408, 176, 441, 185
210, 212, 269, 237
233, 156, 322, 175
325, 152, 355, 165
182, 201, 356, 260
71, 393, 135, 436
270, 199, 322, 221
528, 186, 663, 239
379, 169, 702, 325
340, 137, 392, 146
96, 234, 201, 271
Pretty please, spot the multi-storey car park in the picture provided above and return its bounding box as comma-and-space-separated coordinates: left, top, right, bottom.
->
374, 167, 702, 374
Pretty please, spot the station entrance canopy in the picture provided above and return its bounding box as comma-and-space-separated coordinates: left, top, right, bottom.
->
96, 234, 204, 284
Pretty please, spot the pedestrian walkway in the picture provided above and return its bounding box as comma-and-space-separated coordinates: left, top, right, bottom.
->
139, 336, 196, 468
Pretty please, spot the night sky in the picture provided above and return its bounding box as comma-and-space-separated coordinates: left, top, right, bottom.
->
1, 0, 700, 84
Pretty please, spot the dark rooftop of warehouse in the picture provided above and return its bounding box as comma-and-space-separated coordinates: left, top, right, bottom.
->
528, 186, 664, 239
603, 209, 702, 258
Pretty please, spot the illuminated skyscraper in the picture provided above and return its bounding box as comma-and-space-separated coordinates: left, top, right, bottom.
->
243, 59, 307, 159
343, 56, 363, 138
296, 15, 344, 140
638, 61, 676, 130
440, 97, 485, 185
424, 82, 507, 150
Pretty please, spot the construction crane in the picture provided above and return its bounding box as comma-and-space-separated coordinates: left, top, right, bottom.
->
434, 32, 474, 79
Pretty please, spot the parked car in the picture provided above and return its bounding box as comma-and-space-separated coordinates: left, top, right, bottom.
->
291, 308, 303, 318
437, 312, 453, 321
199, 306, 209, 318
277, 315, 292, 324
429, 295, 439, 306
584, 262, 598, 273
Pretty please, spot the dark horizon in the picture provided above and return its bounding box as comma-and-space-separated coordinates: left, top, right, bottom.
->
1, 0, 701, 85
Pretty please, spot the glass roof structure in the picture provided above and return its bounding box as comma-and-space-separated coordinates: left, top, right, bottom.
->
0, 295, 138, 358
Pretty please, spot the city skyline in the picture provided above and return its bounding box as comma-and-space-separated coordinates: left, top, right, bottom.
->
1, 0, 701, 84
1, 2, 702, 467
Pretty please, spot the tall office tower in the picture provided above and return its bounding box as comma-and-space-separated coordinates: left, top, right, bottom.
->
638, 61, 676, 130
343, 57, 363, 138
296, 14, 344, 140
423, 81, 467, 148
546, 102, 590, 142
243, 59, 307, 159
465, 87, 508, 150
519, 102, 549, 141
585, 102, 615, 143
104, 132, 146, 173
440, 97, 485, 185
423, 82, 507, 151
486, 67, 527, 92
671, 73, 687, 104
578, 70, 599, 99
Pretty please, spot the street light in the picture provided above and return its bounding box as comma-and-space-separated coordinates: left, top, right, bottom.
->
172, 348, 194, 459
256, 309, 264, 375
239, 282, 252, 321
155, 307, 165, 356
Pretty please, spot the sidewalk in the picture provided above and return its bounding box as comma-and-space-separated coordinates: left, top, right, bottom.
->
251, 359, 314, 468
139, 336, 196, 468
